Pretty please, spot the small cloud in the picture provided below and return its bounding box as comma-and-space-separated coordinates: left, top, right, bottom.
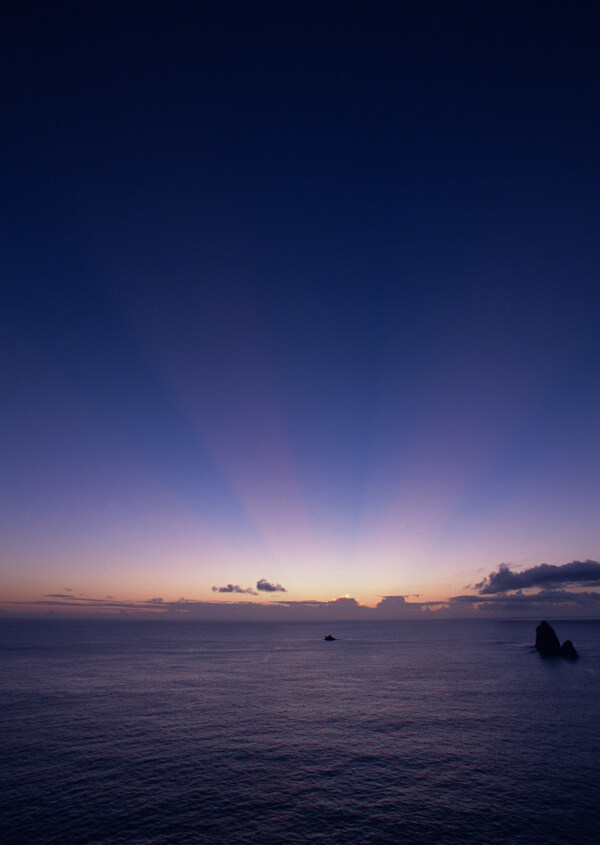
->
212, 584, 258, 595
256, 578, 287, 593
375, 595, 429, 616
377, 595, 407, 606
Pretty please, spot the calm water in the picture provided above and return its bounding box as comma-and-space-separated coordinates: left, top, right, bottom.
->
1, 618, 599, 844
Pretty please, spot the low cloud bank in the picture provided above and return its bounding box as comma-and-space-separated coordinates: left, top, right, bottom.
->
270, 594, 443, 619
449, 589, 600, 613
5, 558, 599, 620
4, 593, 433, 620
476, 560, 600, 594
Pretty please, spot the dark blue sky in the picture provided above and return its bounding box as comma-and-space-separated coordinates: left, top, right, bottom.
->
3, 2, 600, 616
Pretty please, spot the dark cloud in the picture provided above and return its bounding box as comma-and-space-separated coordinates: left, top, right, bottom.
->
375, 595, 446, 616
43, 595, 126, 604
377, 595, 446, 608
450, 589, 600, 613
477, 560, 600, 594
270, 596, 373, 619
272, 600, 329, 607
275, 597, 360, 608
273, 595, 439, 618
10, 592, 431, 620
376, 595, 407, 610
375, 595, 415, 618
212, 584, 258, 595
21, 597, 142, 609
256, 578, 286, 592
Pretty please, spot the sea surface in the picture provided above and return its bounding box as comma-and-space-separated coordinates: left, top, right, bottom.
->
1, 618, 599, 844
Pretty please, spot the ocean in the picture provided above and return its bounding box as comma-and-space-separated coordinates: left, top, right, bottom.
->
1, 618, 599, 843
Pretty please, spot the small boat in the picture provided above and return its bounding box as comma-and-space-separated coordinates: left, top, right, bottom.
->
324, 634, 336, 641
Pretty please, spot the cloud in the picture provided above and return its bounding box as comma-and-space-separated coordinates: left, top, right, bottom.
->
378, 595, 408, 603
12, 592, 432, 620
375, 595, 445, 617
376, 595, 408, 610
270, 596, 374, 619
476, 560, 600, 594
450, 589, 600, 613
256, 578, 287, 592
276, 597, 361, 608
43, 595, 127, 605
212, 584, 258, 595
23, 597, 143, 609
273, 595, 438, 619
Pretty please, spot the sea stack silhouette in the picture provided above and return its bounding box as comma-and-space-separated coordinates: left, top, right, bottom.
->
535, 621, 579, 659
324, 634, 336, 641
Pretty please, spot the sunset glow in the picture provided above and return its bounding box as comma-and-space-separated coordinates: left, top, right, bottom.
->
3, 2, 600, 622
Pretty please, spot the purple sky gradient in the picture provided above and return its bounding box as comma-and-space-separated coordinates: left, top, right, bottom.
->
2, 3, 600, 618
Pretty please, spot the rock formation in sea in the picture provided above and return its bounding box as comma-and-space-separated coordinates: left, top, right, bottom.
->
535, 620, 579, 659
559, 639, 579, 659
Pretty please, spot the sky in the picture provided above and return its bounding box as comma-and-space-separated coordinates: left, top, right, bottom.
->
2, 1, 600, 620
